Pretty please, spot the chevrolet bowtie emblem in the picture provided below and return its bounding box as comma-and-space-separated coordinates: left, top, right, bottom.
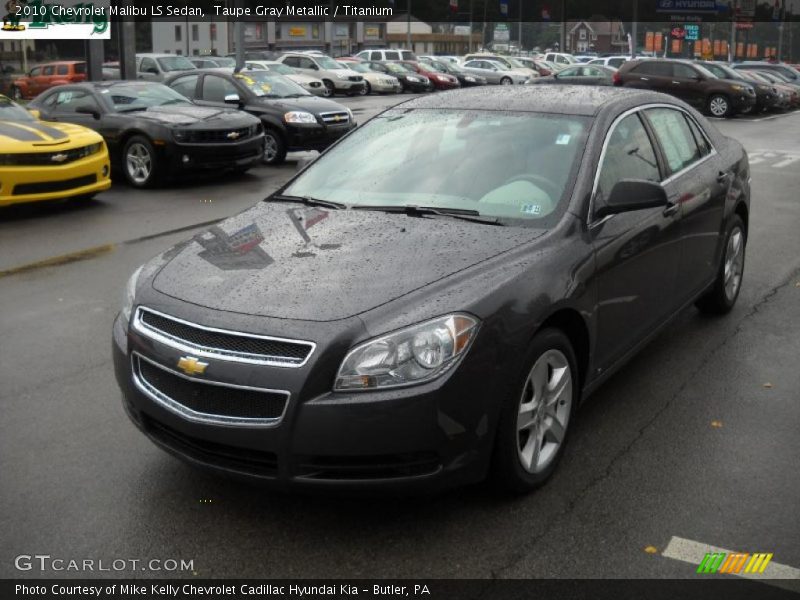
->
333, 115, 342, 122
50, 153, 68, 163
226, 131, 241, 139
177, 356, 208, 376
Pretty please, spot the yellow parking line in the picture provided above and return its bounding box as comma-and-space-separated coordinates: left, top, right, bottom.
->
0, 244, 116, 278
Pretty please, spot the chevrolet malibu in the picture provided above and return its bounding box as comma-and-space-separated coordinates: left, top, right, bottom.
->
113, 87, 750, 493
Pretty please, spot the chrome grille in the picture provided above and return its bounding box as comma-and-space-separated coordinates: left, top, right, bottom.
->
348, 75, 363, 82
178, 125, 257, 144
319, 111, 350, 125
133, 307, 315, 367
132, 353, 289, 426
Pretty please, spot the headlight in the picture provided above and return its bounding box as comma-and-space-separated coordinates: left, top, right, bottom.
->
284, 111, 317, 124
465, 76, 475, 82
172, 129, 191, 142
334, 314, 479, 391
120, 265, 143, 324
731, 84, 744, 91
407, 76, 421, 82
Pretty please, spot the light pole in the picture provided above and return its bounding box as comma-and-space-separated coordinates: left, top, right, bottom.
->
407, 0, 412, 50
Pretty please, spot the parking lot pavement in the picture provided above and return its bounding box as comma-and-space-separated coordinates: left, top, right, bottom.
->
1, 103, 799, 581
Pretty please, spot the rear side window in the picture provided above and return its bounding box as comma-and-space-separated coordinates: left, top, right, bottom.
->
596, 113, 660, 209
672, 63, 698, 79
401, 51, 415, 60
608, 58, 625, 68
632, 62, 670, 76
385, 51, 399, 60
74, 63, 86, 74
282, 56, 299, 67
57, 65, 68, 75
684, 115, 712, 157
370, 51, 381, 60
646, 108, 702, 174
43, 66, 55, 76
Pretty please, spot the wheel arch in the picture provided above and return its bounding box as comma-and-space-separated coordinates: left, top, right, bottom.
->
535, 308, 591, 392
734, 201, 749, 239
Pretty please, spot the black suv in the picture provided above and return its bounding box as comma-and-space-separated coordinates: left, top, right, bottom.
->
166, 69, 356, 165
615, 59, 756, 118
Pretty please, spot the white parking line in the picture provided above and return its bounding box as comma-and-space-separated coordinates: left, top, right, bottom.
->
662, 536, 800, 592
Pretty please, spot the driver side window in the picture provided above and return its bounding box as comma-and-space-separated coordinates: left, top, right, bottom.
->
52, 89, 99, 113
595, 113, 661, 214
201, 75, 237, 103
140, 58, 158, 73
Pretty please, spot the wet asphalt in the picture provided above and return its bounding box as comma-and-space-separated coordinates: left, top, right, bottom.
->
1, 94, 798, 582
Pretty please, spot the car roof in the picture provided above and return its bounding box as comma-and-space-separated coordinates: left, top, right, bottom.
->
395, 85, 668, 117
137, 53, 179, 58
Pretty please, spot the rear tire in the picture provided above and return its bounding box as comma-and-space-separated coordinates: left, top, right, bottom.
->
491, 328, 578, 493
696, 215, 746, 315
322, 80, 335, 97
500, 77, 513, 86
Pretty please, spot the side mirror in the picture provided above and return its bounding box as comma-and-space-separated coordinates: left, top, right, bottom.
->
75, 105, 101, 119
223, 93, 241, 104
595, 179, 668, 219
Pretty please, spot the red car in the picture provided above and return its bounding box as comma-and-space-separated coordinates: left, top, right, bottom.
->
396, 60, 460, 90
10, 61, 87, 100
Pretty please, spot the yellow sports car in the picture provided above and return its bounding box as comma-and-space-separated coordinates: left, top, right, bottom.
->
0, 94, 111, 207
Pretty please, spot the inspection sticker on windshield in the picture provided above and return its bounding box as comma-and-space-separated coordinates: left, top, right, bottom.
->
556, 134, 571, 145
521, 204, 542, 215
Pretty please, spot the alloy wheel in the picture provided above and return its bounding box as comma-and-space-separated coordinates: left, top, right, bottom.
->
263, 133, 278, 162
125, 143, 152, 185
516, 349, 573, 474
710, 96, 729, 117
724, 227, 745, 301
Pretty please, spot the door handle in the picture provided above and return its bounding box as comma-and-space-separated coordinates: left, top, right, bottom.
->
640, 77, 649, 81
663, 200, 680, 217
672, 81, 681, 84
716, 171, 730, 184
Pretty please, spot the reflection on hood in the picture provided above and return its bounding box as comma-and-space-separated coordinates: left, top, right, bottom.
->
195, 224, 273, 271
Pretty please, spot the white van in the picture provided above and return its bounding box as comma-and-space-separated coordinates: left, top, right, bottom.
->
356, 49, 416, 62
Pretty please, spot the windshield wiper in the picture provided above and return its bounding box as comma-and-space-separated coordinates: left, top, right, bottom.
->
353, 205, 503, 226
269, 194, 345, 210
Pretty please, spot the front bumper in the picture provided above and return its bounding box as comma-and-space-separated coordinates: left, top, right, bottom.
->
0, 151, 111, 207
162, 134, 264, 172
371, 80, 403, 93
285, 122, 356, 153
112, 310, 497, 493
730, 92, 757, 113
333, 79, 366, 92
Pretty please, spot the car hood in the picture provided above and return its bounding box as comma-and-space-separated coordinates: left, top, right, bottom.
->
0, 118, 102, 147
252, 95, 348, 115
133, 105, 254, 127
152, 202, 544, 321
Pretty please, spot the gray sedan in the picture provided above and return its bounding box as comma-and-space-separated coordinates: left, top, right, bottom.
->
461, 60, 530, 85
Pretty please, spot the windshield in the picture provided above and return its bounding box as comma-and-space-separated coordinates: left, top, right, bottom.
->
421, 61, 446, 73
210, 57, 236, 68
268, 63, 296, 75
156, 56, 196, 72
101, 83, 192, 111
316, 56, 343, 70
694, 64, 717, 79
0, 96, 36, 121
234, 71, 309, 97
283, 109, 589, 226
384, 63, 411, 74
345, 63, 370, 73
508, 58, 527, 68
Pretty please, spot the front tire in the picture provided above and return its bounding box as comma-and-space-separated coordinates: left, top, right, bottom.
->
10, 86, 23, 100
361, 82, 371, 95
262, 128, 287, 165
696, 215, 746, 315
500, 77, 513, 86
708, 94, 732, 118
322, 80, 335, 97
122, 135, 158, 188
491, 328, 578, 493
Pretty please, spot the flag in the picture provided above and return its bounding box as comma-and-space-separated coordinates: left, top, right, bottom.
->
542, 5, 551, 20
450, 0, 458, 14
500, 0, 508, 16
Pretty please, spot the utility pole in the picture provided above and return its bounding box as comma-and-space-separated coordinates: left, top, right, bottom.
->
518, 0, 523, 55
469, 0, 474, 52
777, 0, 785, 61
631, 0, 638, 57
559, 0, 566, 52
407, 0, 412, 50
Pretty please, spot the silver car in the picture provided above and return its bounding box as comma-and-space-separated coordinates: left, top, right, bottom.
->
245, 60, 327, 96
461, 60, 529, 85
136, 53, 197, 82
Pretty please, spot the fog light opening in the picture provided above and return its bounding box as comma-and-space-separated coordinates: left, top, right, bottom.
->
182, 155, 191, 164
102, 165, 109, 177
